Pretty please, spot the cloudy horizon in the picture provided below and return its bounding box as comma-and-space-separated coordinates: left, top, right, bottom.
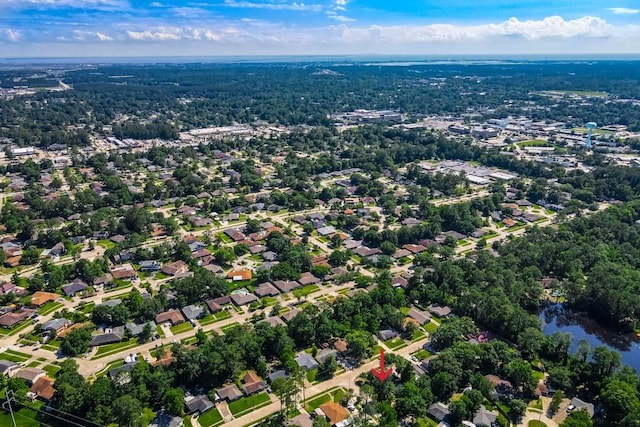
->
1, 0, 640, 58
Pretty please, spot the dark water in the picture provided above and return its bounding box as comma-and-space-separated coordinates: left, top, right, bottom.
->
539, 304, 640, 373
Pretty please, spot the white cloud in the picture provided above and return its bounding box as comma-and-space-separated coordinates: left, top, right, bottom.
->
0, 0, 127, 9
326, 11, 355, 22
223, 0, 322, 12
607, 7, 639, 14
96, 32, 113, 41
0, 28, 21, 42
127, 29, 180, 41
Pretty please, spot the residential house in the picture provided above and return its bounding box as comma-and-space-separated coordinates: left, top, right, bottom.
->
242, 370, 265, 395
230, 292, 258, 306
182, 305, 204, 320
41, 318, 70, 335
29, 376, 56, 401
262, 317, 286, 328
315, 348, 338, 364
155, 310, 185, 326
227, 269, 252, 281
30, 291, 59, 307
15, 368, 46, 386
161, 261, 188, 276
333, 339, 348, 354
287, 413, 313, 427
569, 397, 595, 418
150, 410, 184, 427
485, 374, 514, 396
268, 370, 288, 383
473, 405, 498, 427
185, 395, 214, 415
126, 321, 156, 337
90, 332, 123, 347
49, 242, 66, 257
254, 283, 279, 297
62, 279, 88, 297
0, 360, 20, 377
378, 329, 398, 341
427, 402, 451, 424
139, 260, 161, 272
111, 266, 138, 281
318, 401, 350, 426
0, 308, 35, 328
407, 308, 432, 326
298, 272, 320, 286
391, 276, 409, 288
281, 308, 301, 323
217, 384, 243, 402
295, 352, 319, 370
428, 304, 452, 318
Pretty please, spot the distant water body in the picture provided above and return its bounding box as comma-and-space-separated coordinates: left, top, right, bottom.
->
539, 304, 640, 374
2, 54, 640, 66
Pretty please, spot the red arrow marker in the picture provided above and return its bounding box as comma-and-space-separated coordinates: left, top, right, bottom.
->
371, 349, 393, 381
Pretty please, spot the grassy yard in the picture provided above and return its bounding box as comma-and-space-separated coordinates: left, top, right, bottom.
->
306, 368, 318, 383
529, 399, 543, 410
305, 394, 331, 413
97, 239, 116, 249
170, 322, 194, 335
0, 349, 32, 363
228, 392, 271, 417
198, 409, 224, 427
0, 401, 42, 426
411, 329, 426, 341
43, 363, 61, 377
156, 325, 166, 338
411, 349, 431, 361
38, 301, 64, 316
293, 284, 320, 299
259, 296, 279, 307
384, 337, 407, 350
92, 338, 139, 359
76, 302, 95, 314
6, 320, 34, 336
221, 322, 240, 333
528, 421, 547, 427
216, 232, 233, 244
424, 321, 439, 333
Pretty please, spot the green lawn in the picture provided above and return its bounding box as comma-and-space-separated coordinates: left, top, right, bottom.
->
156, 325, 166, 338
38, 301, 63, 316
76, 302, 95, 314
183, 417, 194, 427
528, 421, 547, 427
228, 392, 271, 417
212, 310, 232, 322
43, 363, 61, 377
399, 307, 410, 315
97, 239, 116, 249
411, 349, 432, 361
198, 409, 224, 427
221, 322, 240, 333
216, 232, 233, 244
411, 329, 426, 341
6, 320, 34, 336
0, 349, 31, 363
424, 321, 439, 333
0, 401, 42, 426
384, 337, 407, 350
306, 368, 318, 383
170, 322, 194, 335
260, 296, 279, 307
92, 338, 139, 359
293, 284, 320, 298
305, 394, 331, 413
516, 139, 549, 147
529, 399, 543, 410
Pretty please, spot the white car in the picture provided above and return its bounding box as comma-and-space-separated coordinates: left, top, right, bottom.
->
566, 404, 575, 413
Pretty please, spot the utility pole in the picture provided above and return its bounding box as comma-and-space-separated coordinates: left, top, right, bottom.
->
4, 390, 18, 427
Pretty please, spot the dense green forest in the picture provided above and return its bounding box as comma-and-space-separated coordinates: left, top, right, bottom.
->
2, 60, 640, 147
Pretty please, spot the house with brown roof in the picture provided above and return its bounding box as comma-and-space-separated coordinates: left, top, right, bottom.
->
29, 376, 56, 401
318, 401, 350, 426
254, 283, 279, 297
333, 339, 348, 353
217, 384, 243, 402
161, 260, 188, 276
111, 265, 138, 280
0, 308, 35, 328
226, 269, 252, 281
30, 291, 60, 307
241, 370, 265, 395
298, 272, 320, 286
407, 308, 432, 326
155, 310, 185, 326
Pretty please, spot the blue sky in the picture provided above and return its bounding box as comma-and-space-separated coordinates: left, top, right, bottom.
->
1, 0, 639, 57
